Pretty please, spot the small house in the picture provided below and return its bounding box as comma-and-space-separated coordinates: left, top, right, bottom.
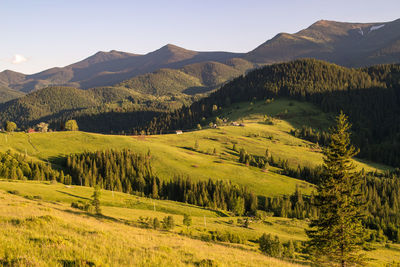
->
176, 130, 183, 134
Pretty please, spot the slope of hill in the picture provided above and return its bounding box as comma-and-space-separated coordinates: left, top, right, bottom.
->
118, 59, 255, 96
245, 18, 400, 66
0, 87, 100, 125
0, 183, 302, 267
0, 180, 398, 266
0, 85, 25, 103
0, 84, 197, 130
138, 59, 400, 167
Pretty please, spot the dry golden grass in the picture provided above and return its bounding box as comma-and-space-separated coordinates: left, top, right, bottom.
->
0, 190, 301, 266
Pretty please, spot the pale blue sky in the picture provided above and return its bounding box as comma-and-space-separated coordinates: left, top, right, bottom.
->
1, 0, 399, 74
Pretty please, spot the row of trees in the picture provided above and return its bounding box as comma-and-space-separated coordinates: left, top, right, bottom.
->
1, 120, 78, 132
290, 125, 331, 147
238, 147, 323, 185
0, 150, 72, 183
64, 149, 258, 215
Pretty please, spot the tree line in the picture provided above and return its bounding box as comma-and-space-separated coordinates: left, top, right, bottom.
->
0, 150, 72, 184
64, 149, 258, 215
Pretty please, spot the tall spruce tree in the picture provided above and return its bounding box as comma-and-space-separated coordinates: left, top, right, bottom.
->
306, 112, 367, 266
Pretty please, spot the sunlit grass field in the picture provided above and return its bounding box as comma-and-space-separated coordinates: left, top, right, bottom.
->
0, 180, 399, 266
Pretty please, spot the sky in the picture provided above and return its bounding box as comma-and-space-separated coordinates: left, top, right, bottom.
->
1, 0, 399, 74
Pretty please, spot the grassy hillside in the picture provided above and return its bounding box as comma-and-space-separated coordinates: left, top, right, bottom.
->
118, 68, 204, 95
117, 59, 255, 96
0, 181, 299, 266
0, 99, 388, 198
0, 180, 398, 266
0, 85, 25, 103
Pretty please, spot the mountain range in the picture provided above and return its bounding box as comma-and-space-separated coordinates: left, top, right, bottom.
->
0, 18, 399, 104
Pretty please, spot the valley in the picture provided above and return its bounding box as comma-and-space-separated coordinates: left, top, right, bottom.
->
1, 8, 400, 265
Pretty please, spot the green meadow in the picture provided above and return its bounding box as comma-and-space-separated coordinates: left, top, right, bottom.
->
0, 99, 388, 198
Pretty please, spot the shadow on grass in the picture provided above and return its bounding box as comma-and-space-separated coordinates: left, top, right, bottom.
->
56, 190, 91, 201
57, 207, 135, 226
59, 259, 96, 267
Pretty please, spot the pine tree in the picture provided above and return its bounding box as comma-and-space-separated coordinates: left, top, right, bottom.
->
92, 185, 102, 215
306, 112, 367, 266
183, 214, 192, 228
284, 240, 295, 259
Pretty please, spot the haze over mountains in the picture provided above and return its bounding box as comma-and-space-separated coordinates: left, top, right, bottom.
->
0, 18, 399, 103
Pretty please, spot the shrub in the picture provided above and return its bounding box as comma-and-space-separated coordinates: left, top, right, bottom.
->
153, 217, 160, 229
138, 216, 152, 228
209, 230, 243, 244
259, 233, 283, 258
162, 216, 175, 230
71, 201, 91, 211
183, 214, 192, 228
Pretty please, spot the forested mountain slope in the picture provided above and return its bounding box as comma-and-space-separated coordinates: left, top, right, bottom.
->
139, 59, 400, 166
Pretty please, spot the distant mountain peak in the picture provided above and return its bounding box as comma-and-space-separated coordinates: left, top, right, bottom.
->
245, 18, 400, 66
157, 44, 194, 53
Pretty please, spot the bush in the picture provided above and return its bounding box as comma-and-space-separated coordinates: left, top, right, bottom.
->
24, 195, 42, 200
283, 240, 295, 259
162, 216, 175, 230
259, 233, 283, 258
153, 217, 160, 229
71, 201, 91, 211
138, 216, 152, 228
209, 230, 243, 244
183, 214, 192, 228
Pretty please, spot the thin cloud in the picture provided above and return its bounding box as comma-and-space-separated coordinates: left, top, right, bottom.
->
12, 54, 28, 64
